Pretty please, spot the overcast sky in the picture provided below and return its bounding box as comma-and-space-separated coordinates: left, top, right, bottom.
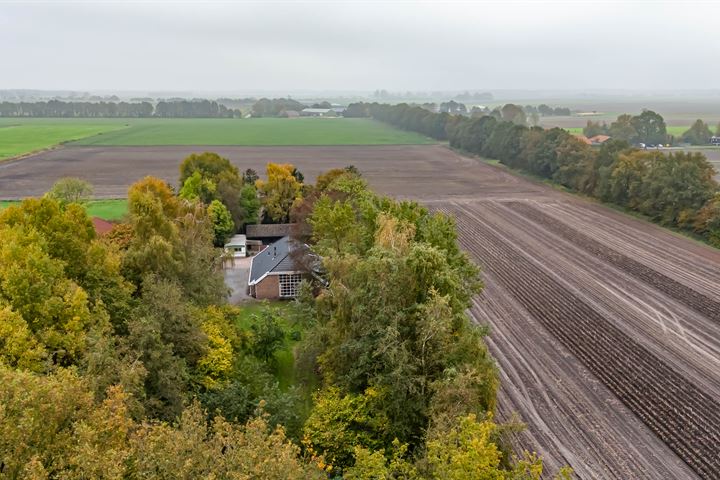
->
2, 0, 720, 94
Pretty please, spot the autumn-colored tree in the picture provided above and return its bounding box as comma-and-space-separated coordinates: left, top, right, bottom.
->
0, 366, 95, 478
0, 224, 100, 368
695, 193, 720, 247
128, 176, 179, 219
426, 414, 544, 480
0, 305, 47, 372
256, 163, 303, 223
0, 366, 324, 479
0, 197, 133, 330
195, 306, 239, 390
344, 441, 417, 480
302, 387, 391, 473
315, 168, 357, 193
124, 177, 226, 306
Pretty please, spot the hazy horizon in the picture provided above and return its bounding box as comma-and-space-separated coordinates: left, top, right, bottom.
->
3, 0, 720, 93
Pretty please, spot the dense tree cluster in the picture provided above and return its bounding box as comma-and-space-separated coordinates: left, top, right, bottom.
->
251, 98, 307, 117
681, 119, 714, 145
583, 111, 671, 145
178, 152, 261, 242
0, 175, 317, 477
288, 170, 571, 477
0, 99, 240, 117
0, 164, 574, 478
536, 104, 572, 116
154, 99, 240, 117
362, 103, 720, 248
439, 100, 467, 114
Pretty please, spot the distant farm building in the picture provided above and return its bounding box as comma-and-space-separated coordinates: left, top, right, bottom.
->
574, 134, 610, 146
301, 108, 337, 117
247, 236, 320, 300
279, 109, 300, 118
588, 135, 611, 145
574, 134, 592, 145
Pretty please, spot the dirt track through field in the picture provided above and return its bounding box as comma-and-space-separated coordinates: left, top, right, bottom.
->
2, 145, 720, 478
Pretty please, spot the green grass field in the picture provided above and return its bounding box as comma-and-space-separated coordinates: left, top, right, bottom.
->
666, 125, 688, 137
0, 118, 127, 160
0, 199, 128, 221
71, 117, 433, 146
0, 117, 433, 159
566, 125, 690, 138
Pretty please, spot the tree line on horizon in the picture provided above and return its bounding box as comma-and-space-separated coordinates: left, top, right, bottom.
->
585, 116, 720, 146
346, 102, 720, 248
0, 99, 241, 118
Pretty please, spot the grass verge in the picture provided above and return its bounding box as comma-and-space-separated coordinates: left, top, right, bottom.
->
0, 198, 128, 221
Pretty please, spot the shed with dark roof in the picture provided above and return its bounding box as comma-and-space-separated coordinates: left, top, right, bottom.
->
246, 223, 295, 243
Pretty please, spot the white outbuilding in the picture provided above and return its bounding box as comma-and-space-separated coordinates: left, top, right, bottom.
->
224, 234, 247, 259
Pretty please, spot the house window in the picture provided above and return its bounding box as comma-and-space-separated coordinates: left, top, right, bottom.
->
278, 273, 303, 298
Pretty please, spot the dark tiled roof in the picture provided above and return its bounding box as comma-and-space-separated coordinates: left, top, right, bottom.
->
246, 223, 295, 239
271, 254, 297, 274
249, 236, 304, 284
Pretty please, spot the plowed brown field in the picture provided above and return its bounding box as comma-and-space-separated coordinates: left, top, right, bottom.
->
1, 145, 719, 479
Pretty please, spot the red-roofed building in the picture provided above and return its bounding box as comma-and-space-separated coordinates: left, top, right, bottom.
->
588, 134, 611, 145
574, 134, 592, 145
92, 217, 114, 236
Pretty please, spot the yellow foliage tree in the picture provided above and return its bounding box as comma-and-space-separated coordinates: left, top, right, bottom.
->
374, 212, 416, 254
426, 413, 545, 480
0, 305, 47, 372
0, 366, 325, 479
195, 306, 238, 389
0, 225, 99, 367
256, 163, 303, 223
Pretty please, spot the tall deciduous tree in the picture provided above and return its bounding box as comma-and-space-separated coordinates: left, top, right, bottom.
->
681, 119, 712, 145
256, 163, 303, 223
207, 199, 235, 246
500, 104, 526, 126
426, 414, 544, 480
608, 114, 638, 143
631, 110, 667, 145
45, 177, 94, 205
